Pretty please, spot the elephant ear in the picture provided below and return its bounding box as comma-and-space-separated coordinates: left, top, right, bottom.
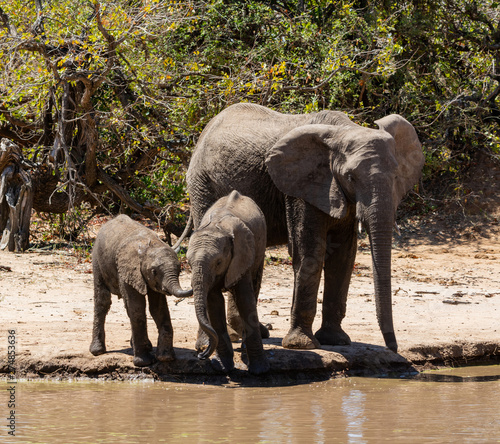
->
265, 124, 347, 219
117, 239, 149, 295
375, 114, 425, 205
217, 216, 255, 289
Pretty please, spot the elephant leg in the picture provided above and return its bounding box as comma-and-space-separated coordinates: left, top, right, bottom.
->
253, 260, 270, 339
123, 288, 154, 367
207, 288, 234, 373
148, 290, 175, 362
282, 199, 327, 349
129, 337, 152, 353
89, 269, 111, 356
227, 272, 269, 342
314, 229, 356, 346
124, 298, 153, 353
190, 191, 217, 229
233, 276, 270, 375
226, 261, 270, 342
226, 290, 243, 342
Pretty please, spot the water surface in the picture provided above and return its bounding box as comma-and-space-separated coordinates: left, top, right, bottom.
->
2, 366, 499, 443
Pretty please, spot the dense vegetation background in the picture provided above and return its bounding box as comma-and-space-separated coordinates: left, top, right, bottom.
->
0, 0, 499, 243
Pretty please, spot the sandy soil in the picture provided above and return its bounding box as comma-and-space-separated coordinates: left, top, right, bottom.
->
0, 214, 499, 382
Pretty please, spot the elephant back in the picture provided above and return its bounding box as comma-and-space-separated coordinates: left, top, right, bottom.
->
187, 104, 294, 245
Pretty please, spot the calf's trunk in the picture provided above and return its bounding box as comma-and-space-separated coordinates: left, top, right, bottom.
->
191, 265, 218, 359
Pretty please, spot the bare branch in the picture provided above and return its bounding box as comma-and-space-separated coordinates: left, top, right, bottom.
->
0, 106, 43, 130
97, 167, 145, 215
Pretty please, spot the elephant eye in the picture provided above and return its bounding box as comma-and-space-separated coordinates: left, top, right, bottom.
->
347, 173, 355, 183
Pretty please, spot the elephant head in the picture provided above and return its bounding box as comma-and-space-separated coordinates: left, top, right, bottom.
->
265, 115, 424, 351
117, 239, 193, 298
187, 214, 256, 359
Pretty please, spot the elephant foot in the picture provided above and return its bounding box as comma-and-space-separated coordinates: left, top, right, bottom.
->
282, 327, 320, 349
228, 323, 270, 342
89, 340, 106, 356
156, 349, 176, 362
210, 353, 234, 373
227, 325, 240, 343
130, 337, 153, 353
248, 354, 270, 375
133, 352, 155, 367
260, 323, 271, 339
314, 326, 351, 347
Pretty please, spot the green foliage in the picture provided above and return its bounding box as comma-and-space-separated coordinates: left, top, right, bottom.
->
169, 0, 499, 207
0, 0, 192, 226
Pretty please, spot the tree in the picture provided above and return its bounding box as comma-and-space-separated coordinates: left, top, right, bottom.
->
0, 0, 193, 244
167, 0, 499, 208
0, 139, 32, 251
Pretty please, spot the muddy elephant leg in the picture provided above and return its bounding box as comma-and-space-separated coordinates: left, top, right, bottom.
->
233, 276, 270, 375
148, 290, 175, 362
253, 261, 270, 339
226, 290, 243, 342
227, 261, 269, 342
315, 229, 356, 346
190, 191, 217, 229
89, 269, 112, 356
282, 199, 327, 349
124, 298, 152, 353
123, 287, 154, 367
207, 288, 234, 372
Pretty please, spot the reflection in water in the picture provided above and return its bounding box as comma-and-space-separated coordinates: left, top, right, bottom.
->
1, 366, 499, 444
342, 390, 366, 444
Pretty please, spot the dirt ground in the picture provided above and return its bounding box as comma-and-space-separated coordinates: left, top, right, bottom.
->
0, 209, 499, 382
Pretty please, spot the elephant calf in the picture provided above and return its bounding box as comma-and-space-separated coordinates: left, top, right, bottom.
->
89, 215, 192, 367
187, 190, 270, 375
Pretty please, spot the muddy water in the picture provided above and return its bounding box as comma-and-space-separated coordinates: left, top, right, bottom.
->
2, 366, 500, 443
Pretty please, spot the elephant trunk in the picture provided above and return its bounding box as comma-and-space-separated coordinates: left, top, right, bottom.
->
191, 264, 218, 360
166, 277, 193, 299
366, 206, 398, 353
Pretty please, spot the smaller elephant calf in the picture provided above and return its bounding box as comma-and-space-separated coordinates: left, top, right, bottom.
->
187, 190, 270, 375
89, 215, 192, 367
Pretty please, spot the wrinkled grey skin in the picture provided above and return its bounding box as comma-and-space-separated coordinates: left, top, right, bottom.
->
186, 103, 424, 353
187, 190, 270, 375
89, 215, 192, 367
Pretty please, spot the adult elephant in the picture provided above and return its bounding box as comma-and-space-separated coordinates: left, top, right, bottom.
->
186, 103, 424, 353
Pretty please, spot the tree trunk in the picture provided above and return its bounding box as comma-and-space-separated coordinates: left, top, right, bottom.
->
0, 139, 33, 252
